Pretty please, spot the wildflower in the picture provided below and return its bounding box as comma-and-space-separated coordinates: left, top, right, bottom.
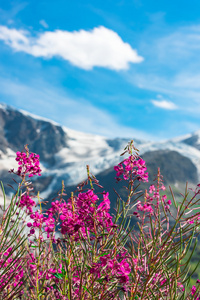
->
191, 285, 197, 295
114, 155, 148, 182
16, 193, 36, 213
149, 185, 156, 193
14, 147, 42, 178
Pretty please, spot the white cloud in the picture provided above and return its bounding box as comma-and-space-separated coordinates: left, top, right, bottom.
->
39, 20, 49, 29
0, 26, 29, 48
0, 25, 143, 70
151, 100, 177, 110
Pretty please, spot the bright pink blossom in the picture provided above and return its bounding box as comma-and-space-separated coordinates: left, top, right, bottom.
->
114, 155, 148, 182
14, 149, 42, 178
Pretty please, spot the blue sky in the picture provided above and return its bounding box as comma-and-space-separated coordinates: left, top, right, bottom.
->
0, 0, 200, 141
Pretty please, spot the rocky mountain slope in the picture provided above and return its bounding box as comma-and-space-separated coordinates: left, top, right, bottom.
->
0, 103, 199, 210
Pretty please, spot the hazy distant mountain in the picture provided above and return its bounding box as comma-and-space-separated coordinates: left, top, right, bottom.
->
171, 130, 200, 151
0, 103, 199, 210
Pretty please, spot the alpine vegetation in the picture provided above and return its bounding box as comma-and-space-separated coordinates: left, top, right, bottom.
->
0, 141, 200, 299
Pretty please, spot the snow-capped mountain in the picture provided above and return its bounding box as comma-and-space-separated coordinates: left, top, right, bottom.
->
0, 104, 143, 201
170, 130, 200, 151
0, 103, 199, 208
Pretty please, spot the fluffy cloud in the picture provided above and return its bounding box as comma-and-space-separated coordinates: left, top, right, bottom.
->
151, 100, 177, 110
0, 25, 143, 70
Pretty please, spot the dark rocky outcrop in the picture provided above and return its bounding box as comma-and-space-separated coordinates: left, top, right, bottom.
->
142, 150, 198, 184
0, 106, 68, 165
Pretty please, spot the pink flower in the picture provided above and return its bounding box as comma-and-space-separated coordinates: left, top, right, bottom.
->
13, 148, 42, 178
16, 193, 36, 213
160, 279, 167, 286
114, 155, 148, 183
191, 285, 197, 295
30, 228, 35, 234
149, 185, 156, 193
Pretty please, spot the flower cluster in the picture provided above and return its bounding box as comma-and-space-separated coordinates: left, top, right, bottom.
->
16, 193, 36, 214
27, 210, 55, 238
48, 190, 114, 241
114, 155, 148, 182
22, 186, 131, 295
134, 183, 172, 218
190, 282, 200, 300
1, 143, 200, 299
90, 252, 131, 285
15, 148, 42, 178
24, 250, 68, 299
0, 247, 24, 297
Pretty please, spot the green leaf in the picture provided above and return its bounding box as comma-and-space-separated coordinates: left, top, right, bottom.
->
98, 252, 109, 257
38, 292, 46, 297
54, 273, 64, 280
86, 264, 92, 270
97, 278, 104, 284
83, 286, 92, 295
61, 258, 69, 264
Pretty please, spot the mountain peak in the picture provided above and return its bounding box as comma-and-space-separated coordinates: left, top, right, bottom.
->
170, 130, 200, 151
